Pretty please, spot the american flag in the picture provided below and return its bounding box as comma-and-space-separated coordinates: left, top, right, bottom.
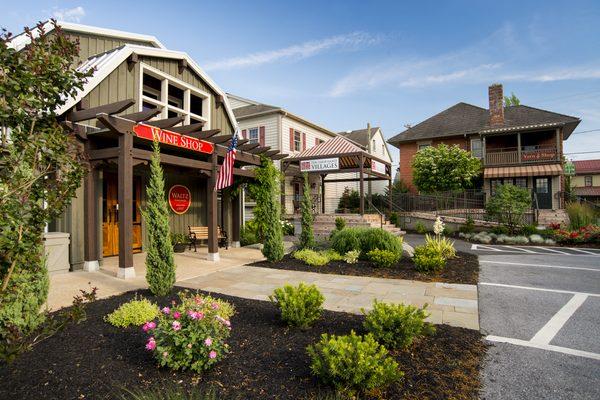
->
215, 131, 238, 190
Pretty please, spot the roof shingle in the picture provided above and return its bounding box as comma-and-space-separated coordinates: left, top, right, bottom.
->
574, 159, 600, 174
339, 127, 380, 146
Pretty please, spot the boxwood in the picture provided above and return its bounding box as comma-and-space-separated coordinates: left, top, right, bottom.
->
330, 227, 403, 259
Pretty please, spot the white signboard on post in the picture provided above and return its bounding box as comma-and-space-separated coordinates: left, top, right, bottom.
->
371, 159, 386, 175
300, 157, 339, 172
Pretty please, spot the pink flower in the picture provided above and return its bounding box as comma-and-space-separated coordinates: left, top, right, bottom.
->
194, 297, 204, 305
173, 311, 181, 320
209, 350, 217, 359
172, 321, 181, 331
204, 337, 213, 346
161, 307, 170, 314
196, 312, 205, 320
142, 321, 156, 332
145, 338, 156, 351
211, 302, 220, 310
187, 310, 197, 319
224, 320, 231, 327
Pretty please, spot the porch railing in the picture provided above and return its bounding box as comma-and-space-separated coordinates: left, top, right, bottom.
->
485, 145, 559, 166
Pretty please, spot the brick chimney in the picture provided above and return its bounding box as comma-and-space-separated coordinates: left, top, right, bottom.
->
488, 83, 504, 126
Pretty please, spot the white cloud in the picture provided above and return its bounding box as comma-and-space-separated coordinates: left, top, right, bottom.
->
204, 32, 382, 71
51, 6, 85, 23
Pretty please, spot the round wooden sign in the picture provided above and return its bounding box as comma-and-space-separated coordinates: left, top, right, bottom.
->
168, 185, 191, 214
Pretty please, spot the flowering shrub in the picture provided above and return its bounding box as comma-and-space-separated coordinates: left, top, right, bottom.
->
307, 330, 402, 396
367, 249, 400, 268
280, 219, 294, 236
105, 296, 159, 328
363, 300, 435, 349
552, 225, 600, 245
144, 291, 234, 373
424, 233, 456, 259
343, 250, 360, 264
269, 283, 324, 328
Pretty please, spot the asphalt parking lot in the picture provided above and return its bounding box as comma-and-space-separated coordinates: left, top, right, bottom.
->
475, 247, 600, 399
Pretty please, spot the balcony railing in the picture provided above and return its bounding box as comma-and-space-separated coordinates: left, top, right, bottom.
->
484, 146, 559, 166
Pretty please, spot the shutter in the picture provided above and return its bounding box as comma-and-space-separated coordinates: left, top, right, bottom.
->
289, 127, 294, 151
259, 126, 265, 147
241, 129, 247, 139
315, 137, 319, 147
302, 132, 306, 151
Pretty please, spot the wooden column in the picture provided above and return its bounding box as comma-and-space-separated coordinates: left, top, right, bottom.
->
517, 132, 522, 163
117, 132, 134, 278
232, 192, 241, 247
321, 174, 326, 214
222, 189, 231, 248
359, 154, 365, 215
207, 152, 219, 261
83, 165, 99, 271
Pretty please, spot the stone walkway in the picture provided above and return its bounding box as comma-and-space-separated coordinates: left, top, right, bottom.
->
179, 265, 479, 330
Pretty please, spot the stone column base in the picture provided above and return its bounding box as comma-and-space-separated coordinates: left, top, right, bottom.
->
207, 252, 220, 262
117, 266, 136, 279
231, 241, 241, 248
83, 260, 100, 272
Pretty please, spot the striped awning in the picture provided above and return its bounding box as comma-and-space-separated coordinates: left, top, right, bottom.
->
295, 135, 363, 158
484, 164, 563, 178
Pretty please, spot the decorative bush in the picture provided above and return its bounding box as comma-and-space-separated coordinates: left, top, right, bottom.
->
413, 245, 446, 272
145, 291, 234, 373
552, 225, 600, 244
490, 225, 509, 235
529, 234, 545, 244
424, 234, 456, 259
307, 331, 403, 396
170, 233, 188, 246
293, 249, 330, 267
363, 300, 435, 349
389, 212, 399, 227
415, 221, 428, 234
566, 202, 596, 230
519, 224, 539, 237
486, 184, 531, 234
143, 140, 176, 296
472, 231, 492, 244
322, 249, 344, 261
343, 250, 360, 264
459, 216, 475, 234
335, 217, 346, 231
367, 249, 400, 268
105, 296, 159, 328
280, 219, 295, 236
240, 219, 259, 246
330, 228, 403, 258
269, 283, 324, 328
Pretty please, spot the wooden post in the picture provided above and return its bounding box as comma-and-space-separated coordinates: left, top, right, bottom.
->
359, 153, 365, 215
517, 132, 522, 163
321, 174, 326, 214
231, 192, 241, 247
117, 131, 134, 278
222, 189, 231, 248
207, 152, 219, 261
388, 177, 393, 214
83, 165, 99, 272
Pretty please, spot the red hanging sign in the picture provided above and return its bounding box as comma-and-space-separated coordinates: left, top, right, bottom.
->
133, 123, 214, 154
168, 185, 191, 214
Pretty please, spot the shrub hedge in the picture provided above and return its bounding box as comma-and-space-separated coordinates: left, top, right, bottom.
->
270, 283, 324, 328
330, 228, 403, 258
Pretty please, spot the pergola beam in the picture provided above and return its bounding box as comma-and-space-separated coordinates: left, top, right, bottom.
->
119, 108, 162, 122
69, 99, 135, 122
145, 116, 185, 128
249, 146, 271, 154
168, 122, 205, 134
238, 143, 260, 151
187, 129, 220, 140
263, 150, 279, 158
271, 153, 289, 161
205, 135, 232, 144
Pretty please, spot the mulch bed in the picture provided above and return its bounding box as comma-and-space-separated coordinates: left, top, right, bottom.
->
0, 288, 487, 400
250, 251, 479, 285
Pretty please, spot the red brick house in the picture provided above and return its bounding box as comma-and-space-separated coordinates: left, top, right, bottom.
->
387, 84, 581, 210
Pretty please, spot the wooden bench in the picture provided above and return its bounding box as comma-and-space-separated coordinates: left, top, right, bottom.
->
188, 226, 228, 252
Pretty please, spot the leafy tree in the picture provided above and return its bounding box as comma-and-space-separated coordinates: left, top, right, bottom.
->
142, 140, 176, 296
337, 187, 360, 212
411, 144, 481, 193
486, 184, 531, 234
0, 21, 90, 349
504, 92, 521, 106
248, 157, 284, 261
299, 173, 315, 249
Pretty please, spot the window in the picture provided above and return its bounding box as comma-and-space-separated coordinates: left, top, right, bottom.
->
490, 179, 503, 196
535, 178, 549, 194
513, 177, 527, 189
248, 127, 259, 144
140, 64, 210, 126
294, 130, 302, 151
372, 139, 376, 150
470, 138, 483, 158
585, 176, 593, 187
418, 143, 431, 151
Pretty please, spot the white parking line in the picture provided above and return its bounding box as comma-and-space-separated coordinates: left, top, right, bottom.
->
568, 248, 599, 255
486, 335, 600, 361
471, 244, 503, 251
480, 260, 600, 273
479, 282, 600, 297
531, 246, 571, 255
471, 244, 600, 256
500, 245, 537, 253
530, 294, 588, 344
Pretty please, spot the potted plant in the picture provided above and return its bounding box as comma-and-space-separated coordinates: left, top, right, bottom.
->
171, 233, 188, 253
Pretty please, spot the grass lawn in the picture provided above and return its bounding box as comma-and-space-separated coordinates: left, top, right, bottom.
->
0, 287, 487, 399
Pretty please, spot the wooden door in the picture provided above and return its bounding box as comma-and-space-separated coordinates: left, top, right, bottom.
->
533, 177, 552, 209
102, 173, 142, 257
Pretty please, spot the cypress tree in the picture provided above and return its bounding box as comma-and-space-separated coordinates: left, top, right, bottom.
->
142, 140, 176, 295
299, 173, 315, 249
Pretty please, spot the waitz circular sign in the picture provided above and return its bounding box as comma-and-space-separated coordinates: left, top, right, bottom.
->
168, 185, 191, 214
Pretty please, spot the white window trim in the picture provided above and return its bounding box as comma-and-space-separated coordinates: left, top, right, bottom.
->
139, 63, 211, 127
247, 127, 260, 144
293, 130, 302, 152
417, 140, 432, 150
470, 138, 483, 158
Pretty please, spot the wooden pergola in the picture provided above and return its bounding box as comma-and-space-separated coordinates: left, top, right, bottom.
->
62, 98, 287, 277
281, 136, 392, 215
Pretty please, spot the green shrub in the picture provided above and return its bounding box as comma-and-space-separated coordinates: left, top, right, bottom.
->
389, 212, 399, 227
518, 224, 539, 237
269, 283, 324, 328
335, 217, 346, 231
119, 386, 217, 400
424, 234, 456, 259
363, 300, 435, 349
170, 233, 188, 245
459, 216, 475, 234
343, 250, 360, 264
415, 221, 428, 234
486, 184, 531, 234
105, 296, 159, 328
413, 245, 446, 273
490, 225, 509, 235
307, 331, 402, 396
281, 219, 295, 236
442, 226, 454, 236
567, 202, 596, 229
293, 249, 330, 267
330, 228, 403, 258
367, 249, 400, 268
147, 291, 234, 373
322, 249, 344, 262
240, 219, 259, 246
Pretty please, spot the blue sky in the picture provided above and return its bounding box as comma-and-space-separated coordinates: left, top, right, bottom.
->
4, 0, 600, 166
